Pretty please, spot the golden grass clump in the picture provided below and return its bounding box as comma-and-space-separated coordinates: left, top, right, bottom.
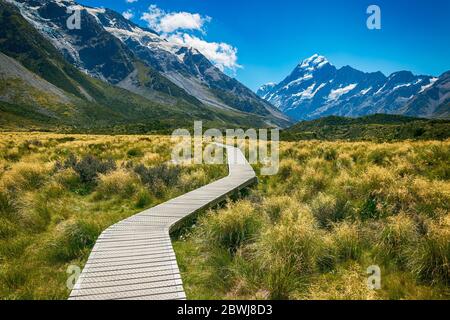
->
310, 192, 338, 227
406, 215, 450, 284
1, 162, 51, 192
379, 213, 419, 264
261, 195, 299, 222
330, 221, 364, 262
200, 201, 263, 253
250, 209, 323, 299
95, 169, 138, 199
180, 169, 208, 191
300, 263, 378, 300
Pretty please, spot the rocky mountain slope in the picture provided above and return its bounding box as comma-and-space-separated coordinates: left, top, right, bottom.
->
258, 54, 448, 120
0, 1, 279, 131
6, 0, 289, 127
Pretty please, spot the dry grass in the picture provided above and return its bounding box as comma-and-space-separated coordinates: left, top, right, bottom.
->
175, 139, 450, 300
0, 132, 227, 299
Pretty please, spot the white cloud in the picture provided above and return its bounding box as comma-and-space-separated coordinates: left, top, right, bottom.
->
141, 5, 211, 33
168, 33, 241, 72
140, 4, 241, 72
122, 9, 134, 20
126, 0, 138, 3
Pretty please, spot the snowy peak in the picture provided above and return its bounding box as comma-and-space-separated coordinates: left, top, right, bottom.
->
298, 54, 331, 71
257, 54, 445, 120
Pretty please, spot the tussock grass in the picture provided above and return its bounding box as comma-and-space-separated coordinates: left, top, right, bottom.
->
200, 201, 263, 253
175, 139, 450, 300
0, 132, 227, 299
250, 210, 322, 299
95, 169, 138, 200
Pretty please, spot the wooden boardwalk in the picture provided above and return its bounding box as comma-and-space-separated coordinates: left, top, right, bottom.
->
69, 144, 256, 300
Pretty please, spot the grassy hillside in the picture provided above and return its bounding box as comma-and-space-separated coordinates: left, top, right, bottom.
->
0, 2, 279, 132
282, 114, 450, 141
174, 139, 450, 300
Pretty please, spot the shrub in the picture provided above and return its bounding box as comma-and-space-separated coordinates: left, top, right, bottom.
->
96, 169, 138, 199
74, 155, 116, 185
135, 188, 152, 208
134, 163, 181, 195
57, 154, 116, 185
127, 148, 143, 158
201, 201, 262, 253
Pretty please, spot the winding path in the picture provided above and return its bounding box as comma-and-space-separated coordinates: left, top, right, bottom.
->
69, 144, 256, 300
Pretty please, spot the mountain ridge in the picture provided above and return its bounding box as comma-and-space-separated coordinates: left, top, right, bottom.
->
0, 1, 283, 132
7, 0, 290, 127
258, 54, 448, 121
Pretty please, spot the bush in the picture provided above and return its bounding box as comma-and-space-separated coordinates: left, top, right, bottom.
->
127, 148, 143, 158
135, 188, 152, 208
201, 201, 263, 253
134, 164, 181, 195
57, 154, 116, 185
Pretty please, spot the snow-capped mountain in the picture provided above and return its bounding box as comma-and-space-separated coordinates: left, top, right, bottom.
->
7, 0, 289, 126
400, 71, 450, 119
258, 54, 446, 120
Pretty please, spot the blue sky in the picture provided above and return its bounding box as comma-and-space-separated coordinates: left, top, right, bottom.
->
78, 0, 450, 91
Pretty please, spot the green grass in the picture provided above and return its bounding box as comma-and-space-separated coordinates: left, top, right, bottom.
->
282, 114, 450, 141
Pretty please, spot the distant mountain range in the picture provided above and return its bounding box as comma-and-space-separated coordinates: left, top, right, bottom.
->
257, 54, 449, 121
0, 0, 290, 131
